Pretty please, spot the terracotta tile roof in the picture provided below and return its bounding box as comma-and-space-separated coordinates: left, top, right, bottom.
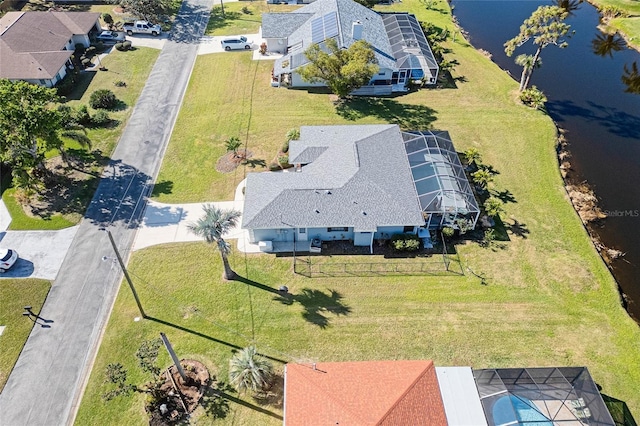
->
284, 360, 448, 425
0, 11, 99, 80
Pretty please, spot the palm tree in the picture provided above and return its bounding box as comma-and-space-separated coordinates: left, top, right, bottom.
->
188, 204, 241, 280
462, 147, 482, 168
515, 54, 542, 92
229, 346, 273, 394
471, 168, 494, 191
484, 196, 505, 218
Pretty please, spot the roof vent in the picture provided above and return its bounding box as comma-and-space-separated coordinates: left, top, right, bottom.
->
315, 209, 320, 213
325, 190, 331, 195
362, 211, 367, 216
352, 21, 363, 41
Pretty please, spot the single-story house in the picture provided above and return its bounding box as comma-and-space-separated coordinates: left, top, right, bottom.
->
0, 11, 101, 87
283, 361, 617, 426
262, 0, 439, 94
240, 124, 479, 253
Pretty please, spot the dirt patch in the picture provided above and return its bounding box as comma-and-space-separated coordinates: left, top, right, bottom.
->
215, 150, 253, 173
148, 359, 210, 426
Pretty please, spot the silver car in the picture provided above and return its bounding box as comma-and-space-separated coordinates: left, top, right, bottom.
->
221, 36, 251, 51
96, 30, 126, 44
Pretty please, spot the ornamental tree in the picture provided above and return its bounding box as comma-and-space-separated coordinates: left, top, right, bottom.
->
0, 80, 63, 190
504, 5, 572, 91
298, 38, 379, 99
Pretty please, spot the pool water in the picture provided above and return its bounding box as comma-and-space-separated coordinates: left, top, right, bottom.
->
492, 394, 553, 426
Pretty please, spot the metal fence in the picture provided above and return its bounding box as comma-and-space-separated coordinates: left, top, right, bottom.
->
293, 254, 463, 278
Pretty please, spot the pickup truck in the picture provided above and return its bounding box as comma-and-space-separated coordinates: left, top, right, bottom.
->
123, 21, 161, 36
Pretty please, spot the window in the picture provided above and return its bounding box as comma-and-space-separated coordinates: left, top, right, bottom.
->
299, 228, 306, 234
403, 226, 414, 233
328, 227, 348, 232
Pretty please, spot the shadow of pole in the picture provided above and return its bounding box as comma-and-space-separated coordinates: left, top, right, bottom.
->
218, 391, 283, 420
145, 315, 287, 364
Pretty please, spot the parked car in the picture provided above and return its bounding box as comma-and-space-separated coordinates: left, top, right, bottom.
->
123, 21, 161, 36
221, 36, 252, 51
96, 30, 126, 44
0, 248, 18, 272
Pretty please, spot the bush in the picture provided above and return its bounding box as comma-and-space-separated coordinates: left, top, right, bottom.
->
114, 80, 127, 87
269, 162, 280, 171
74, 105, 92, 126
519, 86, 547, 110
282, 140, 289, 154
278, 155, 289, 165
94, 41, 105, 52
390, 234, 421, 251
441, 227, 455, 238
114, 42, 125, 51
86, 46, 96, 56
81, 58, 92, 68
92, 110, 111, 126
241, 6, 251, 14
90, 89, 118, 110
259, 42, 267, 55
102, 13, 114, 28
122, 40, 132, 50
75, 43, 85, 52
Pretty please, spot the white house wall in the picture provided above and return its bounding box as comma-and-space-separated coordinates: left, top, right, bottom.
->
265, 37, 287, 54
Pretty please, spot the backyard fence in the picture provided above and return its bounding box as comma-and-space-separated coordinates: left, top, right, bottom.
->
293, 253, 463, 278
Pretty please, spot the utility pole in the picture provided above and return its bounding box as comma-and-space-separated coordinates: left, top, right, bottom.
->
160, 332, 187, 383
100, 228, 146, 318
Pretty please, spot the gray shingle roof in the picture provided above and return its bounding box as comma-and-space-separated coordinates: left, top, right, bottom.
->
262, 13, 313, 39
242, 125, 425, 231
0, 11, 100, 80
271, 0, 396, 76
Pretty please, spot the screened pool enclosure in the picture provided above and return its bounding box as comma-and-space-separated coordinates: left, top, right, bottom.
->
473, 367, 616, 426
401, 130, 480, 230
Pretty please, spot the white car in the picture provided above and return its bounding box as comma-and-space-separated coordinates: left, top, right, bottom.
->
96, 30, 126, 44
221, 36, 252, 51
0, 248, 18, 272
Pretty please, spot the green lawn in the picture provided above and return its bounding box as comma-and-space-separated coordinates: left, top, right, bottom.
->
1, 47, 160, 231
79, 0, 640, 423
0, 280, 51, 392
206, 2, 300, 36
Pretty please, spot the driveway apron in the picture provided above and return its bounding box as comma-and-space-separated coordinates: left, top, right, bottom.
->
0, 0, 213, 424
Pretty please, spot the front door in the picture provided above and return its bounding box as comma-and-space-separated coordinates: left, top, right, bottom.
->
297, 228, 308, 241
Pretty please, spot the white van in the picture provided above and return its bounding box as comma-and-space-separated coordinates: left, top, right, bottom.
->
221, 36, 252, 51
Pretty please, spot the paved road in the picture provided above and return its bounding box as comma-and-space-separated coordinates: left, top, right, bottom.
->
0, 0, 213, 424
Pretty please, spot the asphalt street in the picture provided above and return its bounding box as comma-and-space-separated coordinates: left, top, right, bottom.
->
0, 0, 214, 424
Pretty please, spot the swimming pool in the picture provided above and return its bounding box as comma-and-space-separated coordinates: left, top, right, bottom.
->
492, 394, 554, 426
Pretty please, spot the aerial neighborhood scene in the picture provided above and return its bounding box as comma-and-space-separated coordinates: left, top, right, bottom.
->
1, 0, 640, 423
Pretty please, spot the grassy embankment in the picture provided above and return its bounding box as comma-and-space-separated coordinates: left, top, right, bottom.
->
77, 0, 640, 424
589, 0, 640, 51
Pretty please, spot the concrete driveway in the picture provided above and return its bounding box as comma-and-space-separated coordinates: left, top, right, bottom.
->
198, 33, 259, 54
126, 33, 169, 49
0, 227, 78, 280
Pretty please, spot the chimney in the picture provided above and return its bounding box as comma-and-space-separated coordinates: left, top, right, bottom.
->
352, 21, 363, 40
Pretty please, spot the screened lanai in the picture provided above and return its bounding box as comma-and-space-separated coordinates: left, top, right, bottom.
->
473, 367, 616, 426
381, 13, 439, 84
401, 130, 480, 230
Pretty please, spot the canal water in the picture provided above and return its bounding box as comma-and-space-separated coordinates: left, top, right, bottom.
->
452, 0, 640, 319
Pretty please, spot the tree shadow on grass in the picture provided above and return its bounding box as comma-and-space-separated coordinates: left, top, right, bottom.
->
60, 71, 97, 101
275, 288, 351, 328
335, 97, 437, 130
491, 188, 517, 204
151, 180, 174, 197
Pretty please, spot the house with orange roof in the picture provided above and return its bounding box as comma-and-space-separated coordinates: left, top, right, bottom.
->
283, 360, 451, 425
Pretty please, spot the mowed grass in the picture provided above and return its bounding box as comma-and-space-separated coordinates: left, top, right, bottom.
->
79, 0, 640, 423
0, 280, 51, 392
206, 2, 300, 36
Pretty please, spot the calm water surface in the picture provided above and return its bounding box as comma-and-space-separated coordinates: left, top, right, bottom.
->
452, 0, 640, 319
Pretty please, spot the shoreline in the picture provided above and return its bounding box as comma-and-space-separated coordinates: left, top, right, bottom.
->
585, 0, 640, 53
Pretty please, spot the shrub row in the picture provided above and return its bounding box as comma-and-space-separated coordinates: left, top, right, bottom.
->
390, 234, 421, 252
